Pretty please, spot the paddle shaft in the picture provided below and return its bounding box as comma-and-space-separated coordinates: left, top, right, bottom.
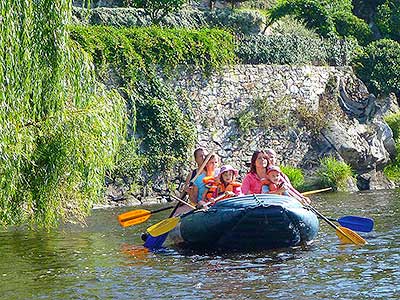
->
170, 194, 196, 209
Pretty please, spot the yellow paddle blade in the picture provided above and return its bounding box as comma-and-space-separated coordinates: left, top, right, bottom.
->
147, 217, 180, 237
118, 209, 151, 227
336, 226, 367, 245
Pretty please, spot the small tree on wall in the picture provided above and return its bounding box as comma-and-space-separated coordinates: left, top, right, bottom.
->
125, 0, 188, 24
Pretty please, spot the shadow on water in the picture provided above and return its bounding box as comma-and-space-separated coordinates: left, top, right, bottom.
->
0, 189, 399, 299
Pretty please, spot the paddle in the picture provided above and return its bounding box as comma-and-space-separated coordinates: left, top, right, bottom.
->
328, 216, 374, 233
299, 187, 373, 233
118, 205, 174, 228
308, 205, 367, 245
302, 187, 332, 196
146, 191, 231, 237
285, 186, 367, 245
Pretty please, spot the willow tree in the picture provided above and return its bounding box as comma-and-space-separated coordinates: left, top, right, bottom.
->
0, 0, 126, 227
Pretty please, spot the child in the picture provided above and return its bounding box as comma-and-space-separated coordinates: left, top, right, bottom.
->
200, 164, 241, 207
261, 166, 289, 196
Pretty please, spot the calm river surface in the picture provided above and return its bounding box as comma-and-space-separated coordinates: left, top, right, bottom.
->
0, 190, 399, 299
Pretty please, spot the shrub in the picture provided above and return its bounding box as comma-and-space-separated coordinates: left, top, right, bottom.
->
205, 8, 266, 35
383, 112, 400, 182
124, 0, 188, 24
384, 113, 400, 140
280, 165, 304, 189
236, 33, 356, 66
269, 0, 336, 36
236, 110, 257, 134
316, 156, 354, 190
376, 0, 400, 42
333, 11, 373, 45
353, 39, 400, 98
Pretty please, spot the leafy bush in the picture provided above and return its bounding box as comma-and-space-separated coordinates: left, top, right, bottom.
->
269, 0, 336, 36
376, 0, 400, 42
353, 39, 400, 98
236, 33, 356, 66
72, 7, 266, 35
205, 8, 266, 35
383, 112, 400, 182
236, 110, 257, 134
316, 156, 354, 190
333, 11, 373, 45
135, 77, 196, 173
241, 0, 278, 10
124, 0, 187, 24
384, 113, 400, 140
280, 165, 304, 189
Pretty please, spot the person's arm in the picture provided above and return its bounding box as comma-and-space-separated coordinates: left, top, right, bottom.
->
180, 172, 192, 198
189, 184, 198, 204
241, 174, 251, 195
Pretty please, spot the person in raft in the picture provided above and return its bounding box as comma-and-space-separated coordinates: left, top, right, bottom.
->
241, 150, 270, 194
264, 148, 311, 205
181, 147, 206, 199
203, 164, 242, 205
261, 166, 289, 196
190, 153, 219, 208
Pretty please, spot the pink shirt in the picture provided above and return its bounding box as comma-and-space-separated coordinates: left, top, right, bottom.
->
241, 172, 263, 194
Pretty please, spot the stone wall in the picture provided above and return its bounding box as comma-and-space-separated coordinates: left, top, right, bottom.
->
161, 64, 396, 190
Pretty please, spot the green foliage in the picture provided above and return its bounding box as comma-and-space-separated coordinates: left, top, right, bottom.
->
0, 0, 126, 227
236, 110, 257, 134
316, 157, 354, 191
383, 112, 400, 182
269, 0, 336, 36
280, 165, 304, 189
385, 113, 400, 140
241, 0, 278, 10
236, 33, 356, 66
353, 39, 400, 98
71, 26, 235, 185
70, 26, 236, 80
135, 77, 196, 173
253, 96, 294, 130
124, 0, 188, 24
376, 0, 400, 42
72, 7, 266, 35
333, 11, 373, 45
269, 0, 371, 45
206, 8, 266, 35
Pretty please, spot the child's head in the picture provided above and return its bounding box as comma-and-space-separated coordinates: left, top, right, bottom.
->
218, 165, 238, 185
266, 166, 281, 184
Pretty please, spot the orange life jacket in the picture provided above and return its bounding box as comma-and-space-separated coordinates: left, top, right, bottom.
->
215, 181, 241, 197
203, 176, 218, 201
261, 178, 281, 193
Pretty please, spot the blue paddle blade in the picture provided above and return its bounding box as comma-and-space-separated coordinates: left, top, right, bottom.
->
337, 216, 374, 233
144, 233, 168, 249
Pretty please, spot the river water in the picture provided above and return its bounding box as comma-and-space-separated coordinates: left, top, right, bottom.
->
0, 190, 399, 299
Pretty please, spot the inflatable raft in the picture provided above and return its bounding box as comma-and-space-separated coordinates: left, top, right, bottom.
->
168, 194, 319, 250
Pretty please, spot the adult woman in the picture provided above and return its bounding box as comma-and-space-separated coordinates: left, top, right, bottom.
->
241, 150, 269, 194
189, 153, 219, 206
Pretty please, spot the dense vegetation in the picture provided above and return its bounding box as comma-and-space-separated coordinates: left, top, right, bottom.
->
70, 25, 236, 188
0, 0, 126, 227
